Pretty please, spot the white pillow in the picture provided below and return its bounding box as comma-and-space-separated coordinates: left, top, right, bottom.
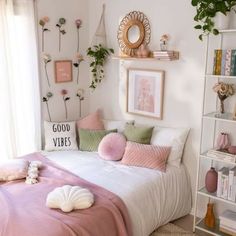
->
44, 121, 78, 151
151, 127, 189, 167
103, 119, 134, 133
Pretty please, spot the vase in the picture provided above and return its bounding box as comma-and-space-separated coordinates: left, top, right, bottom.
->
215, 12, 231, 30
216, 132, 230, 150
204, 203, 215, 228
205, 167, 218, 193
139, 44, 150, 58
160, 42, 168, 51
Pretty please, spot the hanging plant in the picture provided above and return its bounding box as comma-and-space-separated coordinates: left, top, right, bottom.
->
191, 0, 236, 40
61, 89, 70, 120
39, 16, 50, 51
75, 19, 82, 52
56, 18, 66, 52
42, 92, 53, 121
73, 53, 84, 84
76, 88, 85, 118
43, 53, 52, 87
87, 44, 114, 90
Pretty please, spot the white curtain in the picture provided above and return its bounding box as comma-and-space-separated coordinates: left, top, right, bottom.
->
0, 0, 41, 161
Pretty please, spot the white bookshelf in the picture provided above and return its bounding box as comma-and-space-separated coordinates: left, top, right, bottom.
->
193, 29, 236, 235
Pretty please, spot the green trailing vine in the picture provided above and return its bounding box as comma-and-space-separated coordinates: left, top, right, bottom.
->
87, 44, 114, 90
192, 0, 236, 40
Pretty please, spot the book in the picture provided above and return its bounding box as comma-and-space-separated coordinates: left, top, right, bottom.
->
217, 167, 228, 197
220, 225, 236, 236
213, 50, 217, 75
220, 210, 236, 226
222, 169, 229, 199
215, 49, 222, 75
231, 50, 236, 76
228, 166, 236, 201
221, 50, 227, 75
225, 49, 232, 76
206, 149, 236, 163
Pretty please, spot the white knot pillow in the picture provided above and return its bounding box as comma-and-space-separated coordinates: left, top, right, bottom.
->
46, 185, 94, 213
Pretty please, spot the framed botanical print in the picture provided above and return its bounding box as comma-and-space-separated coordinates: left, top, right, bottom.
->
54, 60, 73, 83
127, 68, 164, 119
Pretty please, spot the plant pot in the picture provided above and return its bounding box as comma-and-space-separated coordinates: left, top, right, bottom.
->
205, 167, 218, 193
215, 12, 231, 30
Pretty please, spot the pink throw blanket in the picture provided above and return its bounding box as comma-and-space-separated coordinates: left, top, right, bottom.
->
0, 153, 132, 236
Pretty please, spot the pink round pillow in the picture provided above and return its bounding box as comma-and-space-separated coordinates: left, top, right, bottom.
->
98, 133, 127, 161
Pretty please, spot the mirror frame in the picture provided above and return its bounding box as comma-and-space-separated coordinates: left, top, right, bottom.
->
117, 11, 151, 57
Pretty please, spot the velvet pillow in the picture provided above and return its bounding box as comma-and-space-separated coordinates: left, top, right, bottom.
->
77, 110, 104, 130
121, 141, 171, 172
79, 129, 117, 152
0, 159, 29, 181
98, 133, 127, 161
123, 124, 154, 144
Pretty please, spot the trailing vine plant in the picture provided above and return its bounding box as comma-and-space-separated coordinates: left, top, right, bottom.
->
87, 44, 114, 90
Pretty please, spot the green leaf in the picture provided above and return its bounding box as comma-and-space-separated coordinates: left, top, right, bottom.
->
199, 34, 203, 41
73, 63, 79, 67
191, 0, 198, 7
213, 28, 219, 35
194, 25, 202, 29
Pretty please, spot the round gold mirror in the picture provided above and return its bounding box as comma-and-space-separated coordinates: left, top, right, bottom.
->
117, 11, 151, 57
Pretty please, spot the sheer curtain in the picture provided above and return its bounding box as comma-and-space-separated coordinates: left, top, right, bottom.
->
0, 0, 41, 161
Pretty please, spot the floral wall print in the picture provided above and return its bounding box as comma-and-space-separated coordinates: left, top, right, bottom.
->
75, 19, 82, 52
42, 92, 53, 121
39, 16, 50, 52
76, 88, 85, 118
73, 53, 84, 84
56, 18, 66, 52
43, 53, 52, 87
61, 89, 70, 120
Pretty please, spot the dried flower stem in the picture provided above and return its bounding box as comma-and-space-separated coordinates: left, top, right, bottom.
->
59, 30, 61, 52
79, 100, 82, 118
77, 29, 80, 52
45, 101, 52, 121
44, 63, 50, 87
63, 96, 68, 120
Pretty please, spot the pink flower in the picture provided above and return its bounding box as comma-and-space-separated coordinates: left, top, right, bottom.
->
42, 16, 50, 23
61, 89, 68, 96
75, 19, 82, 28
160, 34, 169, 42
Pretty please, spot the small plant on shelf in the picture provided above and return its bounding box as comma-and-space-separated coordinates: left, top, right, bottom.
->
87, 44, 114, 90
191, 0, 236, 40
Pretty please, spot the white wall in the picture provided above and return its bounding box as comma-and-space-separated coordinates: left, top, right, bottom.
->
36, 0, 90, 122
88, 0, 206, 212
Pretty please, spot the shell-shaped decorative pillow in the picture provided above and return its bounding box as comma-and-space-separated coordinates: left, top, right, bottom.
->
46, 185, 94, 213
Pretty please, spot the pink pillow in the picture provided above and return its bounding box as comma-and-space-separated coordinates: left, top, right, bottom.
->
0, 159, 29, 181
98, 133, 127, 161
77, 110, 104, 130
121, 141, 171, 172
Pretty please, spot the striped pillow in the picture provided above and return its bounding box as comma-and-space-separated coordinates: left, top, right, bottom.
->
121, 141, 171, 172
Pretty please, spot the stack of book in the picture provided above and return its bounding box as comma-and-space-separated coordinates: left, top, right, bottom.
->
213, 49, 236, 76
207, 149, 236, 163
220, 210, 236, 235
152, 51, 179, 60
217, 166, 236, 201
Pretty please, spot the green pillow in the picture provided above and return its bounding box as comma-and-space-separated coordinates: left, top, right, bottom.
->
79, 129, 117, 152
123, 124, 154, 144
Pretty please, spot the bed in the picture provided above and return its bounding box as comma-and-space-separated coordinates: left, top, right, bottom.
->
44, 150, 192, 236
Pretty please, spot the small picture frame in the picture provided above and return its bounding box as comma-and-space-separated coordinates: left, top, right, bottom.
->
127, 68, 165, 119
54, 60, 73, 83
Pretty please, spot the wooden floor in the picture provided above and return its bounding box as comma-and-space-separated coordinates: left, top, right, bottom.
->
173, 215, 211, 236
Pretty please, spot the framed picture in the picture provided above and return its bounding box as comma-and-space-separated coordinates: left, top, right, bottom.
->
54, 60, 73, 83
127, 68, 164, 119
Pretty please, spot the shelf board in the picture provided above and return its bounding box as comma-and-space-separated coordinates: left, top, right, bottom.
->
112, 56, 179, 61
200, 152, 236, 166
203, 112, 236, 123
219, 29, 236, 34
195, 218, 229, 236
198, 187, 236, 206
205, 74, 236, 79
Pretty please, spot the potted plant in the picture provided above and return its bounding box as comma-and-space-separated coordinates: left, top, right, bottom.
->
87, 44, 114, 90
192, 0, 236, 40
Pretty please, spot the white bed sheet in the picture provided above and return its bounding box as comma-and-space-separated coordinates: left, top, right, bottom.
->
44, 150, 191, 236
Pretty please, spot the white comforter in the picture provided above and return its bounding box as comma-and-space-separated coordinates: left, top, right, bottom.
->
44, 150, 191, 236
